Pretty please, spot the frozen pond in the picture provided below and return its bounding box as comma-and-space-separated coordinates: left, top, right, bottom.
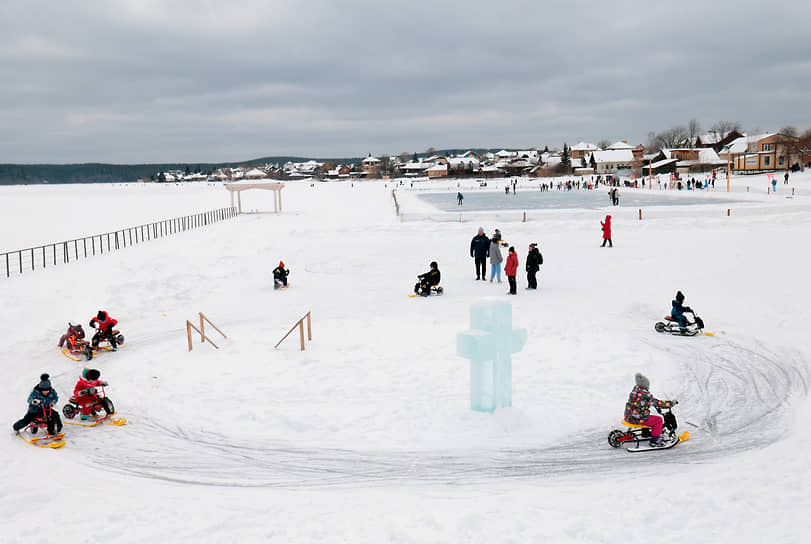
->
417, 189, 745, 211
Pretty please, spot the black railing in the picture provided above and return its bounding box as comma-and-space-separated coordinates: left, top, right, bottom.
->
2, 207, 238, 278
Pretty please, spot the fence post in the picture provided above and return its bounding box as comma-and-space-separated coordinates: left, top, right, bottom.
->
306, 311, 312, 341
639, 208, 642, 220
299, 320, 305, 350
727, 208, 730, 216
522, 211, 526, 222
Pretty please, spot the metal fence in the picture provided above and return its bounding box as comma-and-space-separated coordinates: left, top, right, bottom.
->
2, 207, 237, 278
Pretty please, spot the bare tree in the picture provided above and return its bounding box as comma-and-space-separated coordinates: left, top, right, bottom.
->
425, 147, 436, 158
399, 152, 410, 164
780, 125, 798, 138
379, 155, 391, 175
650, 126, 689, 150
688, 119, 701, 147
597, 139, 612, 150
709, 120, 742, 139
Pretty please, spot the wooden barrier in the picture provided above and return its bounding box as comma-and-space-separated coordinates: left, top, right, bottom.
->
186, 312, 227, 351
274, 311, 312, 351
639, 208, 642, 220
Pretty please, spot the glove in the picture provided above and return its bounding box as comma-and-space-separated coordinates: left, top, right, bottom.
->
100, 381, 108, 387
31, 399, 41, 406
684, 307, 692, 313
89, 320, 97, 328
671, 399, 679, 406
83, 388, 94, 395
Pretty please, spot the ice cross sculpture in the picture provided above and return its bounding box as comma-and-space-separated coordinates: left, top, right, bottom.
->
457, 298, 527, 413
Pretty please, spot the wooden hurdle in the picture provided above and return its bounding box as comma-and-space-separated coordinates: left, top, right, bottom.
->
275, 311, 312, 351
186, 312, 227, 351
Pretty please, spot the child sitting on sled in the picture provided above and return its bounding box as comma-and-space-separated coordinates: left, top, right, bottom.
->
273, 261, 289, 289
73, 368, 108, 420
58, 322, 86, 349
414, 261, 441, 296
624, 373, 677, 447
13, 373, 62, 435
89, 310, 119, 350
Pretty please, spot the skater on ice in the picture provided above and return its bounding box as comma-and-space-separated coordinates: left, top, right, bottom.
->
273, 260, 289, 289
624, 373, 677, 447
89, 310, 119, 350
414, 261, 442, 296
12, 373, 62, 435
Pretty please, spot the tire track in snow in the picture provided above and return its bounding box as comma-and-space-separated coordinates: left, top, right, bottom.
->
84, 336, 809, 488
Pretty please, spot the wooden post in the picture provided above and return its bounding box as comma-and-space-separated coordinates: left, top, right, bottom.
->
187, 321, 193, 351
299, 320, 305, 351
727, 208, 730, 217
306, 312, 312, 340
638, 208, 642, 220
792, 187, 795, 196
522, 211, 526, 222
199, 312, 205, 343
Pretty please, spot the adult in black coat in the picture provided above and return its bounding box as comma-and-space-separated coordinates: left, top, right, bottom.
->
470, 227, 490, 280
525, 243, 543, 289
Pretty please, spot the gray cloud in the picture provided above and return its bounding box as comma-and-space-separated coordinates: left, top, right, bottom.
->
2, 1, 810, 163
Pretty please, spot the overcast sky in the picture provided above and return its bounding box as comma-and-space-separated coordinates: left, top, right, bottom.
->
2, 1, 810, 164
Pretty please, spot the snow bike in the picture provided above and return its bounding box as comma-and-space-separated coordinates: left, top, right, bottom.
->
411, 282, 444, 297
17, 403, 65, 448
89, 328, 126, 355
62, 384, 126, 426
61, 323, 94, 361
274, 278, 289, 290
607, 406, 690, 452
654, 310, 705, 336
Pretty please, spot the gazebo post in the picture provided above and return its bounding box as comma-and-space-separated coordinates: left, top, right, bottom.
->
237, 191, 242, 214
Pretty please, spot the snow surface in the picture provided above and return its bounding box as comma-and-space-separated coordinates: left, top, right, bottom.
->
1, 175, 810, 543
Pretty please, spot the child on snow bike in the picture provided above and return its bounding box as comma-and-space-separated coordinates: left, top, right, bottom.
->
624, 373, 677, 447
671, 291, 693, 334
414, 261, 441, 296
273, 261, 289, 289
72, 368, 108, 420
58, 322, 86, 349
12, 373, 62, 435
89, 310, 119, 350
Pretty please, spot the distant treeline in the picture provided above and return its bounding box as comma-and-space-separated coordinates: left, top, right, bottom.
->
0, 156, 359, 185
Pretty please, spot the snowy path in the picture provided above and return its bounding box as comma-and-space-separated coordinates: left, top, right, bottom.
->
77, 336, 807, 489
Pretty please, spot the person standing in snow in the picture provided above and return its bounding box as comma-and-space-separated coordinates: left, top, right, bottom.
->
489, 232, 503, 283
470, 227, 489, 281
601, 214, 613, 247
525, 243, 542, 290
457, 192, 464, 206
504, 246, 518, 295
624, 373, 677, 447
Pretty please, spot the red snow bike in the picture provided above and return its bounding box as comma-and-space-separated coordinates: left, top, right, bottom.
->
62, 384, 115, 420
18, 403, 65, 448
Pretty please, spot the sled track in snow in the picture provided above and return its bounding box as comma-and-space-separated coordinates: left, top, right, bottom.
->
87, 336, 808, 488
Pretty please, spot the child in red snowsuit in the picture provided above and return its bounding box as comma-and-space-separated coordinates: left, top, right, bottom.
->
89, 310, 119, 350
73, 368, 107, 418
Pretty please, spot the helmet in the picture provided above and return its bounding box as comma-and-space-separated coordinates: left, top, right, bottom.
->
84, 368, 101, 381
676, 291, 685, 303
430, 261, 438, 269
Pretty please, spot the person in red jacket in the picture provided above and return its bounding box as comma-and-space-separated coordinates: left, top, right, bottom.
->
89, 310, 119, 350
601, 214, 612, 247
504, 246, 518, 295
73, 368, 107, 419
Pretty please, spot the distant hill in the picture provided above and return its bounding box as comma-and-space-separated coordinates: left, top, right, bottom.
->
0, 148, 534, 185
0, 156, 360, 185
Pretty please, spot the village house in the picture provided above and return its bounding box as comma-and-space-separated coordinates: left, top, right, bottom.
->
723, 133, 801, 172
570, 142, 599, 160
361, 155, 381, 174
426, 163, 448, 178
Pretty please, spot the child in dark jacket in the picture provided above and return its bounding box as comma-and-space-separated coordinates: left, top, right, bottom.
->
671, 291, 692, 334
414, 261, 441, 296
624, 373, 677, 447
273, 261, 289, 289
525, 243, 542, 289
13, 374, 62, 435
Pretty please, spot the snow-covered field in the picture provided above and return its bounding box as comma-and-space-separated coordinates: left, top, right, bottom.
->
1, 175, 809, 543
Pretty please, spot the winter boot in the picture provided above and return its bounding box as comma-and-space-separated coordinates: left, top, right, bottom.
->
649, 437, 666, 447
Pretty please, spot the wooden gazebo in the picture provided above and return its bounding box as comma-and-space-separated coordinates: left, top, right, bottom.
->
224, 182, 285, 214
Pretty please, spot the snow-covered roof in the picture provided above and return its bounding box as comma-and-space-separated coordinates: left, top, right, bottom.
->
649, 158, 678, 169
426, 164, 447, 173
571, 142, 599, 151
362, 156, 380, 164
607, 141, 634, 150
591, 149, 635, 163
245, 168, 266, 178
401, 161, 428, 171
